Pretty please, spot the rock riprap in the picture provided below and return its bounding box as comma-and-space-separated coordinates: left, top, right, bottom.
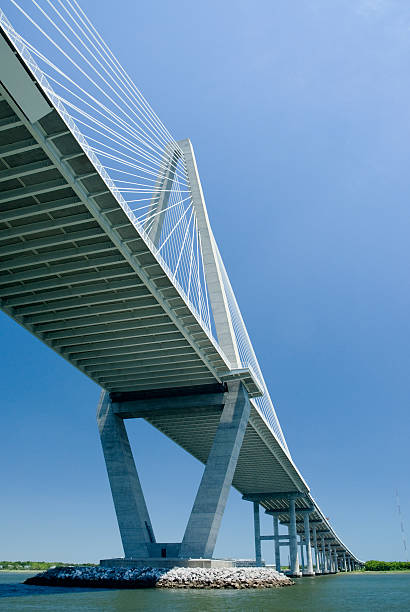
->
25, 565, 294, 589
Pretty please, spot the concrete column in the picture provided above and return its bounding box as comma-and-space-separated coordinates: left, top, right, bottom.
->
299, 535, 305, 570
97, 391, 155, 558
328, 543, 333, 572
180, 381, 250, 558
312, 525, 319, 573
288, 494, 300, 576
321, 536, 327, 573
253, 502, 262, 566
334, 552, 338, 573
348, 557, 352, 572
343, 552, 347, 572
273, 515, 281, 572
303, 513, 314, 576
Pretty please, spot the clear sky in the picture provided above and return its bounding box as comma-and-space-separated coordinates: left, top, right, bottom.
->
1, 0, 409, 564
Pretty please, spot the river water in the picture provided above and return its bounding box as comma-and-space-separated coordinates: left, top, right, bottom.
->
0, 571, 409, 611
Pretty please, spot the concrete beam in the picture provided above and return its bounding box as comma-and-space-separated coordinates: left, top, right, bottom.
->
87, 353, 197, 375
2, 266, 135, 299
36, 306, 166, 333
102, 372, 216, 391
52, 324, 177, 348
0, 254, 122, 285
6, 277, 145, 309
113, 392, 225, 418
0, 137, 40, 157
0, 178, 68, 202
0, 159, 54, 182
265, 507, 314, 515
0, 195, 80, 223
99, 366, 211, 387
279, 518, 323, 524
0, 241, 116, 272
0, 226, 104, 258
44, 315, 171, 341
243, 492, 307, 502
24, 296, 158, 325
0, 115, 22, 130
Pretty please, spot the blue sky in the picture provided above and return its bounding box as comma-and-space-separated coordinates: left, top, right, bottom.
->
1, 0, 410, 563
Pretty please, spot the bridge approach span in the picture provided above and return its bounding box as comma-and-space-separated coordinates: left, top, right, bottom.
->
0, 6, 362, 574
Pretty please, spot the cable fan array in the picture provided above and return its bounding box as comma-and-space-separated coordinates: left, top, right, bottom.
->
1, 0, 212, 333
1, 0, 290, 454
216, 247, 289, 453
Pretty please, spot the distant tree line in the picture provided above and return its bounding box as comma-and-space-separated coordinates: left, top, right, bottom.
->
0, 561, 96, 571
365, 560, 410, 571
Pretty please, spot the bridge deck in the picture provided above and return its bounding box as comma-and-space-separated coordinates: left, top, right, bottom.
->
0, 27, 360, 563
0, 42, 306, 496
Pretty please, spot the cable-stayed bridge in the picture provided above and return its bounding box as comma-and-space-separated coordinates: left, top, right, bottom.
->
0, 1, 362, 574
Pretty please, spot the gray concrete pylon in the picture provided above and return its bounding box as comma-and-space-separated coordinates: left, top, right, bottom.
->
97, 391, 155, 558
328, 543, 333, 572
288, 494, 300, 576
253, 502, 262, 566
273, 514, 281, 572
180, 381, 250, 558
144, 142, 181, 246
312, 524, 319, 572
299, 535, 305, 570
303, 512, 314, 575
321, 535, 328, 573
178, 138, 240, 368
343, 551, 347, 571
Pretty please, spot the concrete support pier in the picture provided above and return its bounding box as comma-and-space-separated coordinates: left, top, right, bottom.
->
302, 512, 314, 576
180, 381, 251, 558
99, 381, 251, 565
328, 544, 334, 573
97, 391, 155, 558
312, 525, 320, 574
273, 515, 281, 572
253, 502, 262, 567
288, 494, 301, 577
321, 536, 328, 573
299, 535, 305, 572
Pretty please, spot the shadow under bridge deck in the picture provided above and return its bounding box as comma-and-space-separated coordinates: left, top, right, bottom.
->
0, 19, 362, 567
0, 32, 306, 502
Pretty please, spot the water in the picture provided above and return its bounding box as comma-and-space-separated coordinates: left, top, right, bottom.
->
1, 571, 409, 611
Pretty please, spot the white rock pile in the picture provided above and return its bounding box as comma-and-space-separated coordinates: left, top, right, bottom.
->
25, 565, 293, 589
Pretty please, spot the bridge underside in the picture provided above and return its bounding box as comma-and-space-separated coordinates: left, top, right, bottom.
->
0, 47, 306, 502
0, 26, 362, 569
